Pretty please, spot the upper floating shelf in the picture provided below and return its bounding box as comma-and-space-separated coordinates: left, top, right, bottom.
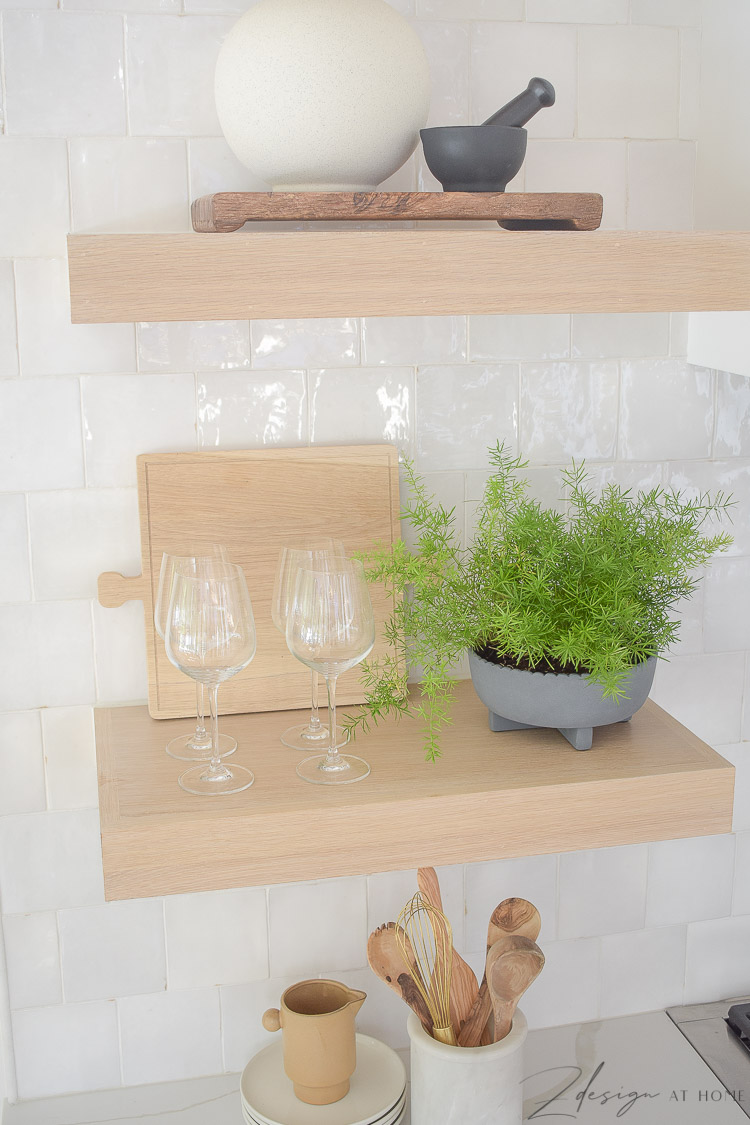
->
67, 230, 750, 323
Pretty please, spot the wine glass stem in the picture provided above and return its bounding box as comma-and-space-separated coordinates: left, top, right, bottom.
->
207, 684, 223, 775
323, 674, 344, 768
195, 682, 208, 740
309, 670, 322, 732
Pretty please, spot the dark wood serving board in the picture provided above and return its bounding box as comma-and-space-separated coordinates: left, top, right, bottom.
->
191, 191, 603, 233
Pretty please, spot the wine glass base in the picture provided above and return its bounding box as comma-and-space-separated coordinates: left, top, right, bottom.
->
178, 763, 254, 796
296, 753, 370, 785
166, 732, 237, 761
280, 723, 348, 751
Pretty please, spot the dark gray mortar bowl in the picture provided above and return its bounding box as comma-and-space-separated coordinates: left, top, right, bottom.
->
420, 125, 527, 192
467, 649, 657, 751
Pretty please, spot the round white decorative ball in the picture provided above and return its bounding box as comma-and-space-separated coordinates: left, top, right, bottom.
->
214, 0, 431, 192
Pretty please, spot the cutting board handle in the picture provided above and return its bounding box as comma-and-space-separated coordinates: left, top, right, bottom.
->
98, 572, 150, 609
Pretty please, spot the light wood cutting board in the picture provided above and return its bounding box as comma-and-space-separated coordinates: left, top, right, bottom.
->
97, 445, 400, 719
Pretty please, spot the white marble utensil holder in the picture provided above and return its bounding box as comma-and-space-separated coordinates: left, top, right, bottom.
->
407, 1011, 527, 1125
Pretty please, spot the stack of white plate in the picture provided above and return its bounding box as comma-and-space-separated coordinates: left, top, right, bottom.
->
240, 1034, 407, 1125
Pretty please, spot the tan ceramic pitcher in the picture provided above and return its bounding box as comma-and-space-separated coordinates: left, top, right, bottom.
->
262, 979, 367, 1105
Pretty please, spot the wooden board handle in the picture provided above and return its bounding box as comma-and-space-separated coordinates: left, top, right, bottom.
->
98, 572, 149, 609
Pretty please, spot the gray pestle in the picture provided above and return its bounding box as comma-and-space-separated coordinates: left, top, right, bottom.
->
482, 77, 556, 129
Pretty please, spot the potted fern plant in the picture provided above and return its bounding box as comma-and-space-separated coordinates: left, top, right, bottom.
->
348, 445, 733, 760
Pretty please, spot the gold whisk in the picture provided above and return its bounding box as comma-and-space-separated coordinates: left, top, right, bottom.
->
396, 892, 457, 1045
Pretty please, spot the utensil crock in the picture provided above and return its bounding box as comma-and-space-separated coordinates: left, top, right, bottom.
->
407, 1008, 527, 1125
262, 978, 367, 1105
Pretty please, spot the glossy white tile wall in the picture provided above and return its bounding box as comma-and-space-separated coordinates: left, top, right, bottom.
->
1, 0, 748, 1104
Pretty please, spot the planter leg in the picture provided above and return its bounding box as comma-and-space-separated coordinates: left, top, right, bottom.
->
558, 726, 593, 751
489, 711, 536, 733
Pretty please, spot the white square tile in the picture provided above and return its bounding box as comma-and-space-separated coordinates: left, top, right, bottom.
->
558, 845, 648, 939
469, 315, 569, 363
251, 319, 359, 369
138, 321, 251, 372
465, 854, 557, 953
646, 835, 735, 927
92, 600, 148, 704
29, 489, 140, 600
0, 809, 104, 913
572, 314, 670, 360
197, 371, 307, 449
520, 362, 618, 464
524, 140, 628, 230
59, 899, 166, 1003
165, 887, 268, 990
527, 0, 627, 19
703, 557, 750, 654
685, 915, 750, 1003
220, 977, 298, 1072
666, 460, 750, 558
401, 471, 465, 551
15, 259, 135, 377
619, 360, 713, 461
0, 260, 18, 376
600, 927, 686, 1019
41, 706, 99, 811
717, 744, 750, 834
310, 367, 413, 456
0, 378, 83, 491
362, 317, 466, 366
578, 26, 679, 139
67, 0, 179, 12
416, 364, 518, 471
3, 911, 62, 1010
188, 137, 269, 198
0, 494, 31, 602
733, 831, 750, 916
668, 581, 704, 657
628, 141, 695, 230
680, 29, 701, 140
715, 371, 750, 458
367, 865, 465, 950
520, 938, 600, 1030
126, 15, 234, 135
631, 0, 700, 25
417, 0, 521, 17
651, 653, 745, 746
70, 139, 190, 234
268, 876, 367, 978
119, 987, 222, 1085
671, 312, 690, 356
415, 20, 469, 128
471, 23, 576, 138
81, 374, 196, 488
3, 12, 126, 135
12, 1000, 120, 1099
0, 602, 95, 712
0, 139, 69, 256
0, 711, 46, 815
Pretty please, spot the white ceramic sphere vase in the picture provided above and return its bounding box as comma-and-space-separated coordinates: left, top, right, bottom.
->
407, 1010, 528, 1125
214, 0, 431, 191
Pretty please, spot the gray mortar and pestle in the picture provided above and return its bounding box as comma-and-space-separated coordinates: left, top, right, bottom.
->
421, 77, 555, 192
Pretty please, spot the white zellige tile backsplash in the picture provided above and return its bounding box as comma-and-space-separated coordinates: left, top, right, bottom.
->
0, 0, 749, 1103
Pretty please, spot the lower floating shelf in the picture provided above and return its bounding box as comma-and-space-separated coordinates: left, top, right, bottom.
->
95, 682, 734, 901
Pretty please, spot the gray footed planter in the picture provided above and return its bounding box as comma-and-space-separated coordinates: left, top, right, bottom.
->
467, 649, 657, 751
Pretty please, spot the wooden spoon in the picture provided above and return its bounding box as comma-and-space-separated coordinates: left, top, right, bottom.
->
367, 922, 434, 1035
417, 867, 479, 1032
487, 935, 545, 1042
458, 897, 541, 1047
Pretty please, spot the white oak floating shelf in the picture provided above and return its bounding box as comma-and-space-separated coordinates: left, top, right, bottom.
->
68, 230, 750, 322
96, 682, 734, 901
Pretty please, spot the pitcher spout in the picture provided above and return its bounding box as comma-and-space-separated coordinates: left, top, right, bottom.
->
345, 987, 367, 1016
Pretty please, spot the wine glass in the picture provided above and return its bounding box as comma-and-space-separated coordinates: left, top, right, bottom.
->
271, 538, 349, 751
165, 562, 257, 796
154, 547, 237, 761
286, 558, 375, 785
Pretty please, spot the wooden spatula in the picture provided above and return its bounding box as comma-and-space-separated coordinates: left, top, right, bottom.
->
487, 935, 545, 1042
417, 866, 479, 1032
367, 922, 434, 1035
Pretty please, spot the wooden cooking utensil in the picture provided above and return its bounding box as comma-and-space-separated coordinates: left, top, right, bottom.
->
487, 935, 545, 1043
367, 922, 434, 1035
417, 867, 479, 1032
